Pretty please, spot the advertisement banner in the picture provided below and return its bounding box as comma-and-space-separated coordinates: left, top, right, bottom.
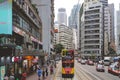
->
0, 66, 5, 80
0, 0, 12, 35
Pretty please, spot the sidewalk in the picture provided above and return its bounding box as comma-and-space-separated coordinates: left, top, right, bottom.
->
26, 72, 54, 80
26, 61, 60, 80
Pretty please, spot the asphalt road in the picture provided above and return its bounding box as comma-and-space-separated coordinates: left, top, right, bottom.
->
76, 61, 120, 80
53, 60, 120, 80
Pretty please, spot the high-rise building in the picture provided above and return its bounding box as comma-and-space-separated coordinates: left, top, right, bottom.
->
59, 24, 73, 49
80, 1, 104, 57
72, 28, 78, 50
68, 4, 81, 29
117, 4, 120, 54
99, 0, 108, 6
104, 4, 115, 55
0, 0, 43, 76
32, 0, 54, 55
108, 4, 115, 43
68, 4, 81, 50
57, 8, 67, 25
79, 0, 115, 58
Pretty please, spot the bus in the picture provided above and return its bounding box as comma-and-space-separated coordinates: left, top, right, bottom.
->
61, 49, 74, 78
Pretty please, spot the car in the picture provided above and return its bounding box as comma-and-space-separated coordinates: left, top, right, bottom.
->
81, 59, 86, 64
108, 62, 120, 76
96, 63, 105, 72
87, 60, 94, 65
77, 58, 81, 63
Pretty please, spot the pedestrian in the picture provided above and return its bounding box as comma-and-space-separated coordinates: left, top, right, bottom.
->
21, 71, 27, 80
50, 65, 53, 74
37, 68, 42, 80
42, 69, 45, 80
16, 73, 22, 80
45, 67, 48, 77
3, 74, 9, 80
47, 61, 49, 66
9, 75, 15, 80
36, 63, 40, 69
33, 65, 36, 71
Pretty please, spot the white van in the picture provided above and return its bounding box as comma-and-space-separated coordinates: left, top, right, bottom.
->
104, 57, 113, 66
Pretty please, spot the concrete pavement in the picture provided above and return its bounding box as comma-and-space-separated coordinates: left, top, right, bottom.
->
26, 61, 60, 80
26, 72, 53, 80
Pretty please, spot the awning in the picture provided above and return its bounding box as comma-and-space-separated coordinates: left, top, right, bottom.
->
0, 44, 16, 48
21, 49, 45, 56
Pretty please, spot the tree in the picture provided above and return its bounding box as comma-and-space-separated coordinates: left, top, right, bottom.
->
108, 42, 116, 56
54, 43, 64, 54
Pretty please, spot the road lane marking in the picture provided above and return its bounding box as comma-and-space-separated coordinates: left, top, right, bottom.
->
77, 62, 102, 80
53, 61, 61, 80
75, 64, 93, 80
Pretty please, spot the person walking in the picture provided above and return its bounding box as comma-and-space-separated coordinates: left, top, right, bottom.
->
45, 67, 48, 77
37, 68, 42, 80
21, 71, 27, 80
3, 74, 9, 80
9, 75, 15, 80
50, 65, 53, 74
42, 69, 45, 80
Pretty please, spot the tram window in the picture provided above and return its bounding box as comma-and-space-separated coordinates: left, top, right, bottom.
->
62, 63, 74, 68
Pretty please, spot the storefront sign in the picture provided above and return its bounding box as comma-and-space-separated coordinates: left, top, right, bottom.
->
30, 36, 42, 45
13, 26, 25, 36
0, 0, 12, 35
0, 66, 5, 80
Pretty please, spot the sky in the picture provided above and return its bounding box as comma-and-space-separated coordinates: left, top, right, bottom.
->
54, 0, 120, 21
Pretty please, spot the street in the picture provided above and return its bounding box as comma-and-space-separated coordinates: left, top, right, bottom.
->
26, 60, 120, 80
54, 60, 120, 80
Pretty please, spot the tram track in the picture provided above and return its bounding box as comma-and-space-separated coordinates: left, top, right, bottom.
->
75, 63, 93, 80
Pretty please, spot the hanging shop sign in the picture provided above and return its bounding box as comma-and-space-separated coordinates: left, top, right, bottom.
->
30, 36, 42, 45
13, 26, 25, 36
0, 0, 12, 35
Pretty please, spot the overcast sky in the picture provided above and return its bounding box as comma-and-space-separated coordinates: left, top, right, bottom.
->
54, 0, 120, 21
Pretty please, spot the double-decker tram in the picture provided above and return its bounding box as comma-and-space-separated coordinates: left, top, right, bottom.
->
61, 49, 74, 78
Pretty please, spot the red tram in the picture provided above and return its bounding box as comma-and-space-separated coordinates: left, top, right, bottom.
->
62, 49, 74, 78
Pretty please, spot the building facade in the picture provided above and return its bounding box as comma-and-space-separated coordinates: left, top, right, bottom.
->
57, 8, 67, 25
68, 4, 81, 29
0, 0, 43, 76
79, 1, 104, 58
104, 4, 115, 55
68, 4, 81, 50
72, 28, 78, 50
32, 0, 55, 55
54, 23, 59, 45
117, 4, 120, 54
79, 0, 115, 58
59, 24, 73, 49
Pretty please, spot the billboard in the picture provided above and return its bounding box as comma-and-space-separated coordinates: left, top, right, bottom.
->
0, 0, 12, 35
